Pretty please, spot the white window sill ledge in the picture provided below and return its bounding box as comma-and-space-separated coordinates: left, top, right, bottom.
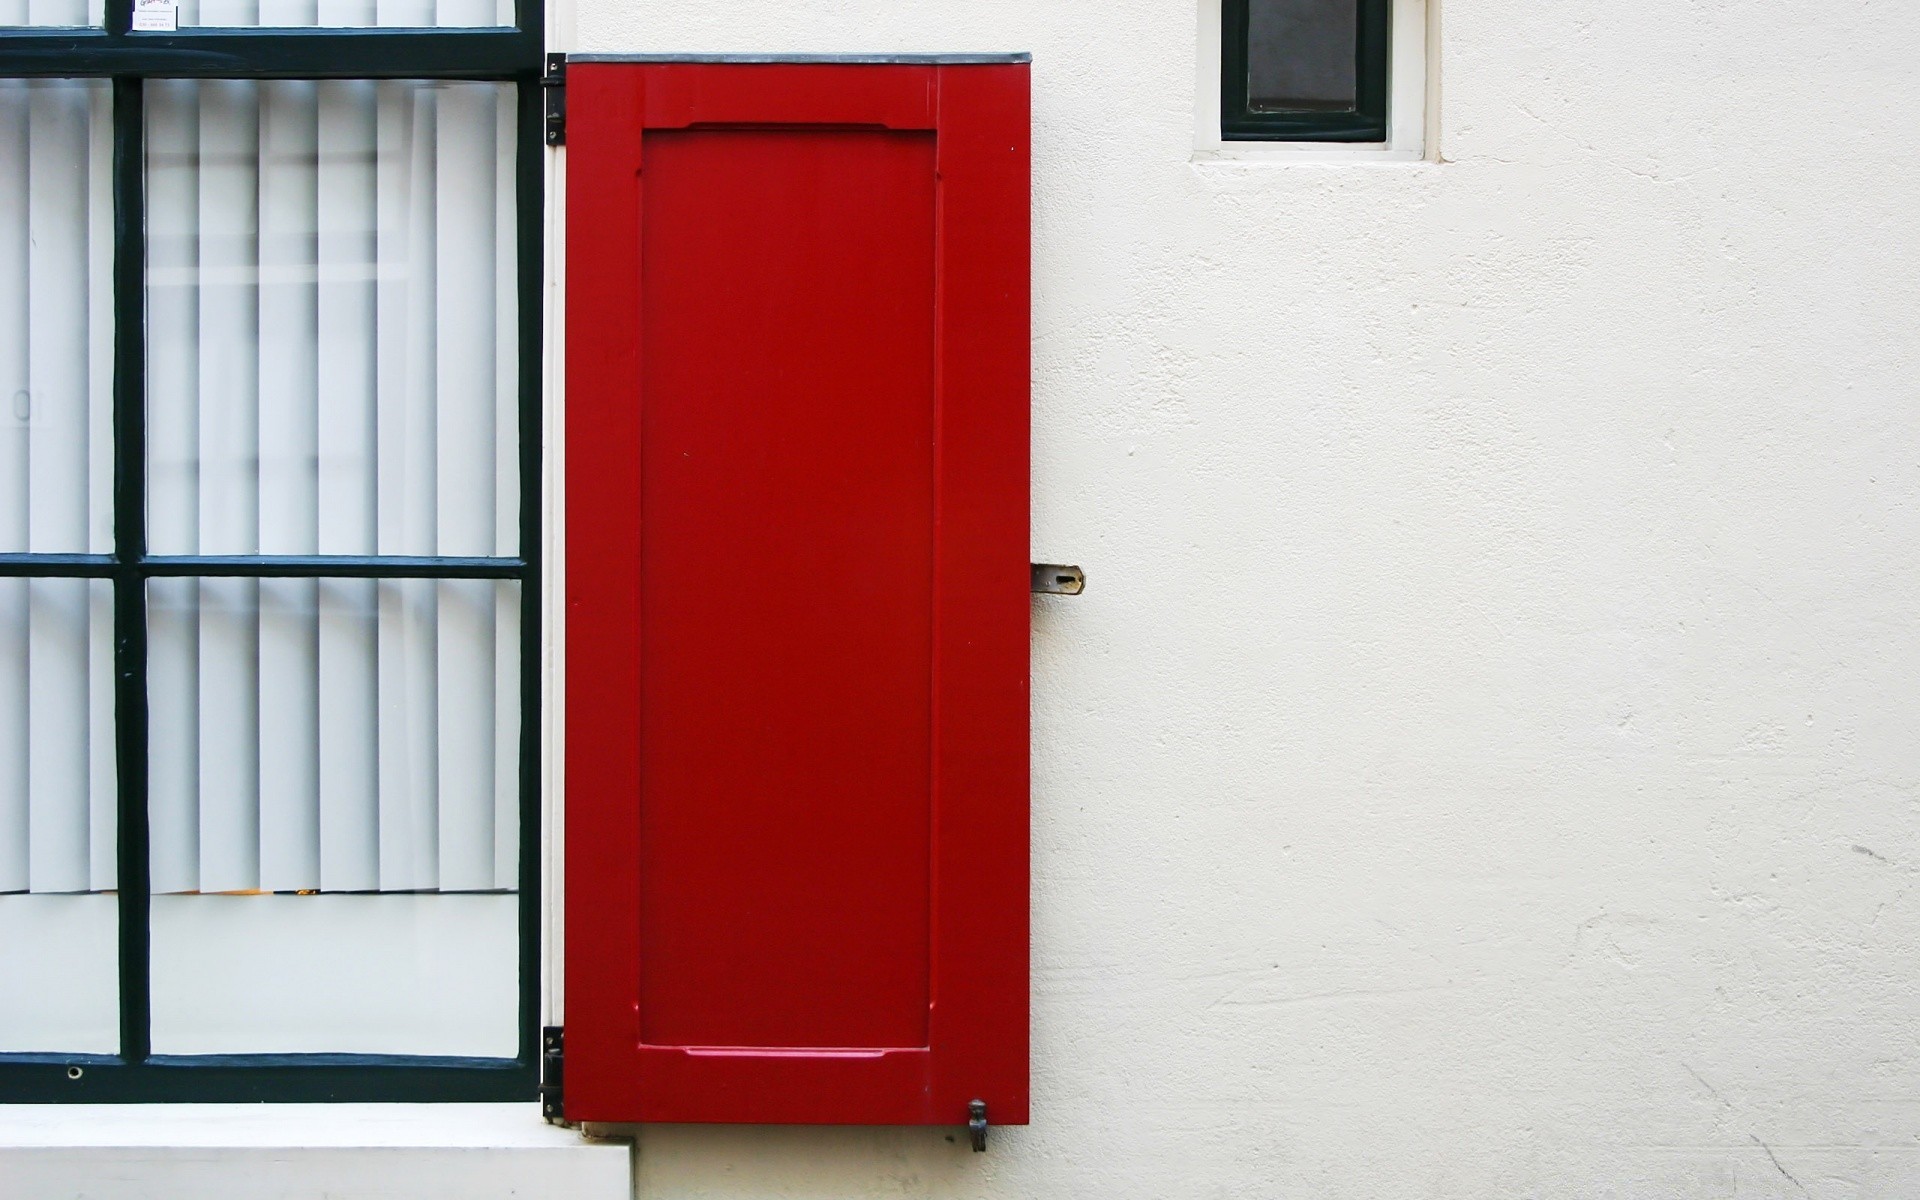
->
0, 1104, 632, 1200
1189, 145, 1429, 166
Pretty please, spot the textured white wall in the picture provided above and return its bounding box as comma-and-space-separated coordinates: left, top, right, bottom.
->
559, 1, 1920, 1196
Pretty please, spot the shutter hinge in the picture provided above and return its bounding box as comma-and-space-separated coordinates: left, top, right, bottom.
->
968, 1099, 988, 1152
542, 54, 567, 147
539, 1025, 566, 1124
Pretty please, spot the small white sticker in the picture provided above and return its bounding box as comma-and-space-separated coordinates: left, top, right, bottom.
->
131, 0, 177, 31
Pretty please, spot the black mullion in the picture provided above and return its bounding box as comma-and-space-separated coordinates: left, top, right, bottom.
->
1219, 0, 1249, 136
0, 1058, 532, 1102
0, 29, 540, 78
0, 555, 526, 577
110, 75, 151, 1066
1354, 0, 1390, 131
513, 73, 542, 1070
514, 0, 540, 77
0, 555, 117, 576
141, 554, 526, 577
205, 1064, 536, 1102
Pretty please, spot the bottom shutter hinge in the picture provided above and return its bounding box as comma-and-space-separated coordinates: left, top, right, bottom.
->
968, 1099, 988, 1152
539, 1026, 566, 1124
542, 54, 567, 146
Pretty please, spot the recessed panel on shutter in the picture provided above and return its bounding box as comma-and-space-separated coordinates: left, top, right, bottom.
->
564, 58, 1029, 1127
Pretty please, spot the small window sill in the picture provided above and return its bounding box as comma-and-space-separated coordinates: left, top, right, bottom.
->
0, 1103, 631, 1199
1191, 141, 1425, 165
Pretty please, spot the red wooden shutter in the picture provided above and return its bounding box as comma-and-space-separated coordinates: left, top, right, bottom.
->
563, 58, 1030, 1127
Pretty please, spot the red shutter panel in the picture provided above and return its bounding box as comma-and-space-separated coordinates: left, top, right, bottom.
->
563, 59, 1030, 1127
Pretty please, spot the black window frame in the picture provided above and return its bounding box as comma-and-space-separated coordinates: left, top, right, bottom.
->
1221, 0, 1390, 142
0, 0, 544, 1104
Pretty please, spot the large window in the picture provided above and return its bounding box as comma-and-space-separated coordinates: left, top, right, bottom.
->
1221, 0, 1390, 142
0, 0, 540, 1102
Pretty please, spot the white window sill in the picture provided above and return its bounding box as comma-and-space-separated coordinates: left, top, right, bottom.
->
0, 1104, 632, 1200
1190, 143, 1427, 165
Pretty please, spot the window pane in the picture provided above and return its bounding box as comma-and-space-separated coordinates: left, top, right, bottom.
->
1247, 0, 1359, 112
173, 0, 510, 29
0, 0, 105, 27
146, 80, 519, 557
152, 892, 516, 1055
146, 576, 518, 1055
0, 81, 114, 555
0, 578, 117, 1054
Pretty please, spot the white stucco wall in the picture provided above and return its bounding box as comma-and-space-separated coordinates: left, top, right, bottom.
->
557, 1, 1920, 1196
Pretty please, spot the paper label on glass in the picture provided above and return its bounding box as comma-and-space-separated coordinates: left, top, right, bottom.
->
132, 0, 177, 31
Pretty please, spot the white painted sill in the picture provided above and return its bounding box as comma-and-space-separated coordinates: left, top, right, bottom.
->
1192, 142, 1424, 165
0, 1104, 632, 1200
0, 1102, 593, 1148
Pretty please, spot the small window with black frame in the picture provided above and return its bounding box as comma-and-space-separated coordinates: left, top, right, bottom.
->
1222, 0, 1390, 142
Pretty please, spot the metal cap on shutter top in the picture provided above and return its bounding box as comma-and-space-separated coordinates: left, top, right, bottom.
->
564, 53, 1031, 64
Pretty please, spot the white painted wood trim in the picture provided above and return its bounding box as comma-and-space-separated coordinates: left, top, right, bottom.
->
540, 86, 565, 1032
0, 1102, 594, 1147
0, 1104, 632, 1200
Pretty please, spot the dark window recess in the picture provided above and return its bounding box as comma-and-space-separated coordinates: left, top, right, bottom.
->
0, 0, 543, 1105
1222, 0, 1389, 142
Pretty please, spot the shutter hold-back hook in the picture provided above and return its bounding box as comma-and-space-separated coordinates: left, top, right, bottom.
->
968, 1099, 988, 1152
1030, 564, 1085, 595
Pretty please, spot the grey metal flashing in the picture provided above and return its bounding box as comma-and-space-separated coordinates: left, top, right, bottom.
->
565, 52, 1030, 64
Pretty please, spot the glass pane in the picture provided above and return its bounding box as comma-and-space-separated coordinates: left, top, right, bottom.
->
0, 578, 118, 1053
146, 80, 520, 557
0, 0, 105, 27
174, 0, 510, 29
1247, 0, 1359, 112
147, 576, 519, 1055
0, 81, 114, 554
152, 892, 516, 1055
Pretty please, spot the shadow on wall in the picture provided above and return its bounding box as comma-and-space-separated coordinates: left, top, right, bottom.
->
627, 1124, 1012, 1195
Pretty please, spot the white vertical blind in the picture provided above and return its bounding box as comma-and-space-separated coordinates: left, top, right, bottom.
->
0, 0, 105, 28
144, 79, 203, 896
0, 580, 114, 896
0, 81, 115, 900
148, 578, 519, 894
174, 0, 509, 31
144, 79, 519, 898
257, 82, 321, 892
0, 610, 116, 1049
377, 87, 441, 892
434, 81, 497, 893
195, 80, 265, 895
0, 80, 113, 560
148, 80, 518, 559
314, 81, 381, 894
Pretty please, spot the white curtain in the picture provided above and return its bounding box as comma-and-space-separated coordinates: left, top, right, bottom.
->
144, 79, 519, 900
